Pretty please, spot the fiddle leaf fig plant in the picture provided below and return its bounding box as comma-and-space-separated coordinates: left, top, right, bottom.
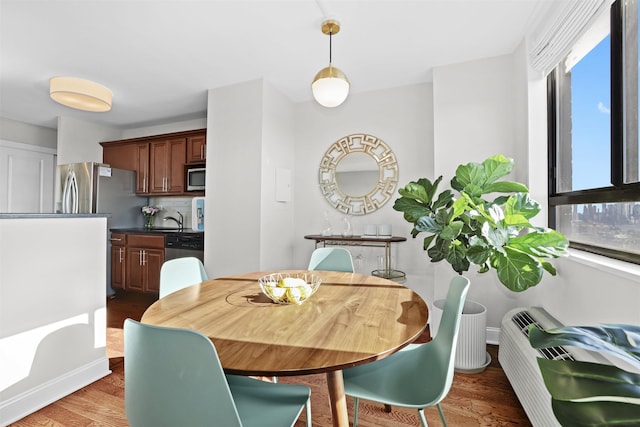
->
393, 154, 569, 292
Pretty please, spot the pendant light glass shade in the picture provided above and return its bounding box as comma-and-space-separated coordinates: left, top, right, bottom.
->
312, 65, 350, 107
49, 77, 112, 112
311, 19, 350, 108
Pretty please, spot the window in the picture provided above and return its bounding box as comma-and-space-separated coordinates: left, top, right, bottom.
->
549, 0, 640, 264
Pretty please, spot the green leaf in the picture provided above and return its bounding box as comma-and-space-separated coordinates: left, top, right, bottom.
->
415, 216, 442, 234
394, 197, 431, 223
440, 221, 463, 240
451, 196, 467, 218
493, 247, 543, 291
427, 238, 449, 262
483, 181, 529, 194
551, 399, 640, 427
504, 193, 541, 219
419, 176, 443, 204
541, 260, 557, 275
432, 189, 454, 210
455, 161, 486, 188
445, 241, 470, 273
481, 154, 514, 184
422, 234, 436, 251
508, 230, 569, 258
397, 181, 431, 204
503, 213, 532, 228
529, 325, 640, 369
466, 244, 490, 265
535, 358, 640, 401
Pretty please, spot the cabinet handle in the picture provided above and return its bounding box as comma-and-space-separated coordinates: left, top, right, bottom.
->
200, 145, 204, 160
119, 247, 124, 263
139, 250, 143, 266
110, 237, 122, 242
142, 250, 147, 266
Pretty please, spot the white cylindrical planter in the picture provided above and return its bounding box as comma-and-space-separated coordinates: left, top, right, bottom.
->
430, 298, 488, 373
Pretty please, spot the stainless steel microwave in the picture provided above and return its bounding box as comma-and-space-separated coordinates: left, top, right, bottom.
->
186, 166, 206, 191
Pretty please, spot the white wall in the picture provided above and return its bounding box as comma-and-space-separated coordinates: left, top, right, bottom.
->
259, 82, 296, 271
120, 117, 206, 139
292, 83, 434, 299
431, 51, 640, 332
205, 80, 264, 277
0, 118, 57, 150
0, 216, 110, 425
56, 116, 121, 165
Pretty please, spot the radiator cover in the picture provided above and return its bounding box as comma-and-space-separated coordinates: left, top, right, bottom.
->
498, 307, 605, 427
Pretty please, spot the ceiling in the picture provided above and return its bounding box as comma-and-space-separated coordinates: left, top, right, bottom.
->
0, 0, 555, 130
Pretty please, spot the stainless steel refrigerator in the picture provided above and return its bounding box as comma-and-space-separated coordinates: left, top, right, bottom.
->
55, 162, 147, 296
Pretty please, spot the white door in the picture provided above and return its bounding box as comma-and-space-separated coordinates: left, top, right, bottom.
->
0, 140, 56, 213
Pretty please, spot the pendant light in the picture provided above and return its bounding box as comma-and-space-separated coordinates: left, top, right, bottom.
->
311, 19, 350, 108
49, 77, 112, 112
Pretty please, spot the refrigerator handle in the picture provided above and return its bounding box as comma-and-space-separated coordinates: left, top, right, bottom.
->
68, 170, 79, 213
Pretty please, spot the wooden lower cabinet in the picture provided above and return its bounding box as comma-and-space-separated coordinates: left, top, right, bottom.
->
110, 233, 126, 290
126, 247, 163, 293
111, 233, 164, 294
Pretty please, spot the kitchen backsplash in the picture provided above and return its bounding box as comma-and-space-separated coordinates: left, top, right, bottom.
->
148, 196, 195, 229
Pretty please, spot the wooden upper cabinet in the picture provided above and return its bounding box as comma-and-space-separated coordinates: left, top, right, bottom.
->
186, 134, 206, 163
101, 128, 205, 196
136, 143, 150, 193
149, 137, 186, 194
103, 143, 138, 171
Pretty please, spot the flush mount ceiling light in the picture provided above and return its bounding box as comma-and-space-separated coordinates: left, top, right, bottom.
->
311, 19, 350, 108
49, 76, 112, 112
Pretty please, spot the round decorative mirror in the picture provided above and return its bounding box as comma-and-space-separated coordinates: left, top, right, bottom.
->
319, 133, 399, 215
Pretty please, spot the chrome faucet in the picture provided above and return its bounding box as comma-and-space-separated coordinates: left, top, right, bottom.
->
163, 211, 183, 231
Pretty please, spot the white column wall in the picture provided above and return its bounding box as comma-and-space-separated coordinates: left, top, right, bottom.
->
205, 80, 264, 277
259, 82, 296, 271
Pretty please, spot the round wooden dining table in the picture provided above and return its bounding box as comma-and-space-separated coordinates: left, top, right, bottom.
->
141, 270, 428, 427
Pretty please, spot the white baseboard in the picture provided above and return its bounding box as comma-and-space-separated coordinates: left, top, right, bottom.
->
0, 357, 111, 427
487, 326, 500, 345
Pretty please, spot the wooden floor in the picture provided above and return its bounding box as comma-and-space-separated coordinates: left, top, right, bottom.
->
10, 290, 532, 426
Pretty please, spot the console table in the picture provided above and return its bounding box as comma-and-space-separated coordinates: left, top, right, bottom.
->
304, 234, 407, 280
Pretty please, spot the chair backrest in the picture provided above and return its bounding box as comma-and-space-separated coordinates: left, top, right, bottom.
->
124, 319, 243, 427
307, 247, 354, 272
427, 275, 470, 399
159, 257, 208, 298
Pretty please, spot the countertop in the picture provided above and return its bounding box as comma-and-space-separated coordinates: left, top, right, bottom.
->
110, 227, 204, 236
0, 213, 110, 219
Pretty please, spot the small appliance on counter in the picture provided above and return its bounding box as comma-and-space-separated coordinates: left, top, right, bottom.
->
192, 196, 205, 231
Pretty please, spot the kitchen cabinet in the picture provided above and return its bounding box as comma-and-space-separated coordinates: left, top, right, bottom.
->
111, 233, 164, 294
100, 128, 205, 196
186, 134, 206, 163
110, 232, 127, 290
149, 137, 185, 194
102, 143, 138, 171
136, 143, 150, 193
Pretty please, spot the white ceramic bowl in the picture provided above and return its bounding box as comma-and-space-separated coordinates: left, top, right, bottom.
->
258, 272, 322, 305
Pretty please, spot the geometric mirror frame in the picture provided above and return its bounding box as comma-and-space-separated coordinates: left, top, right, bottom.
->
318, 133, 399, 215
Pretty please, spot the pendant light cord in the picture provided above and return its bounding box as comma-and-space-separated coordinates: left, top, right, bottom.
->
329, 31, 333, 64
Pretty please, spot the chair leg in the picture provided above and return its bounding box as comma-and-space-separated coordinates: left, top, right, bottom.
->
384, 404, 392, 412
418, 408, 429, 427
436, 403, 447, 427
305, 397, 312, 427
353, 397, 360, 427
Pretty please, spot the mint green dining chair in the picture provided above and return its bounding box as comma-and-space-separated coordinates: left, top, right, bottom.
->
124, 319, 312, 427
342, 275, 470, 427
159, 256, 208, 298
308, 247, 354, 272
